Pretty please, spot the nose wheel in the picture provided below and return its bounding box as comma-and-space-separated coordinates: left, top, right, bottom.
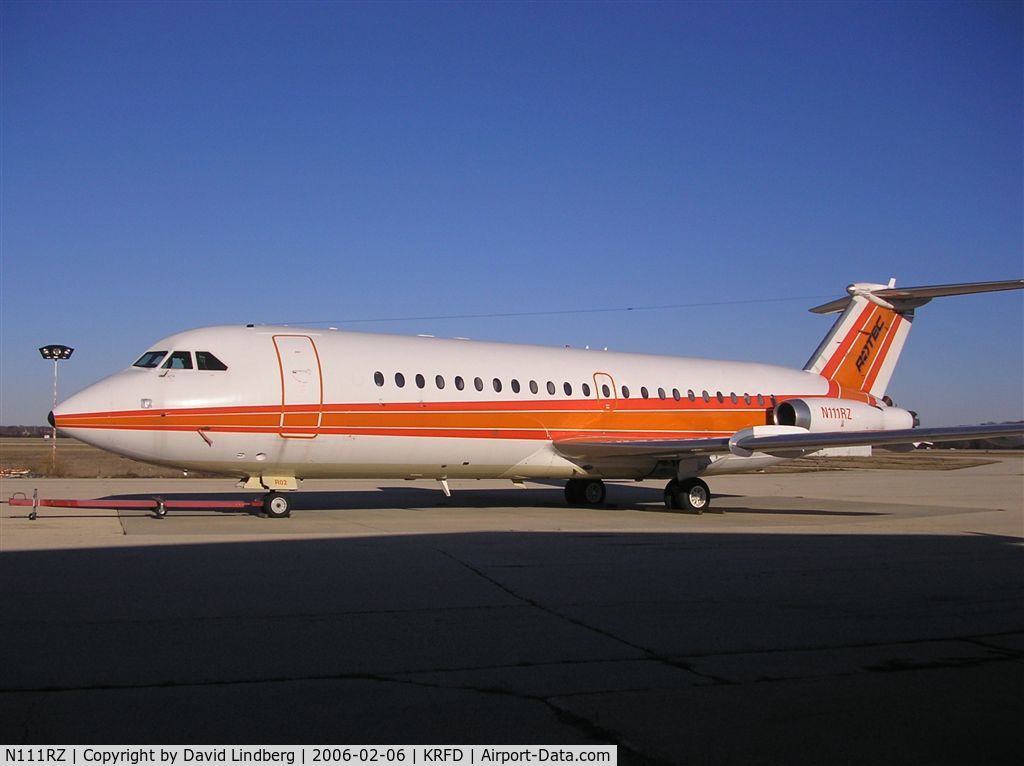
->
664, 477, 712, 513
263, 492, 292, 518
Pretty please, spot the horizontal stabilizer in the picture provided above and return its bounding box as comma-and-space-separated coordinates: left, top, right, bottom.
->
809, 279, 1024, 314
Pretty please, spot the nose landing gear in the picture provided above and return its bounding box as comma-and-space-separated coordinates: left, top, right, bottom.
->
262, 492, 292, 518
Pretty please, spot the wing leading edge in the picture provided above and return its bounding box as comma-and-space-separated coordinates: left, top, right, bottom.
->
554, 422, 1024, 462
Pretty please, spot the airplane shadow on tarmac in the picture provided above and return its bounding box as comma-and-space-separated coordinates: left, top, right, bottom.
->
0, 527, 1021, 763
93, 482, 884, 517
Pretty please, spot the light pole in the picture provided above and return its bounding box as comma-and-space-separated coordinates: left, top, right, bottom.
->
39, 344, 74, 473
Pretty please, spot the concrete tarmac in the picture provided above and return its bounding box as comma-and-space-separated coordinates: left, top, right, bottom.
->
1, 457, 1022, 763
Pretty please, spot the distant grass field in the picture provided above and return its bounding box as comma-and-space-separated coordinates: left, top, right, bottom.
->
0, 436, 1004, 480
0, 437, 219, 479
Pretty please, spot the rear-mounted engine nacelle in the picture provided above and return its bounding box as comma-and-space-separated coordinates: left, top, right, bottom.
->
774, 398, 915, 432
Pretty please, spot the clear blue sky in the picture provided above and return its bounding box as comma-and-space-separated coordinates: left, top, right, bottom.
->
2, 1, 1021, 427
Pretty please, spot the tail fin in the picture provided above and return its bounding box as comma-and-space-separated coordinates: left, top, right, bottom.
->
804, 279, 1023, 398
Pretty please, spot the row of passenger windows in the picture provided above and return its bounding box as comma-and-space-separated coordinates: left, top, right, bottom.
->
372, 371, 775, 407
133, 350, 229, 371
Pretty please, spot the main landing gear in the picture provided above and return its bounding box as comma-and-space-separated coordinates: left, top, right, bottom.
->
563, 477, 717, 513
564, 478, 607, 505
262, 492, 292, 518
664, 477, 714, 514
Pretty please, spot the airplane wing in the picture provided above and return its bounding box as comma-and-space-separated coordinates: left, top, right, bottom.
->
553, 422, 1024, 461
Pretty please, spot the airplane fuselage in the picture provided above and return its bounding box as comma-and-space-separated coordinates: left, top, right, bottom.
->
53, 325, 875, 483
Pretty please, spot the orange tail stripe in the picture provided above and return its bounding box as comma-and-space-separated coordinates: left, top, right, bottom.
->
819, 303, 878, 379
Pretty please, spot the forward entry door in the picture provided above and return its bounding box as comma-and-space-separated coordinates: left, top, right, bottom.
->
592, 371, 617, 437
273, 335, 323, 438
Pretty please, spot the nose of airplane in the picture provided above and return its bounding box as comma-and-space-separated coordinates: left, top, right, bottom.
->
48, 410, 55, 428
50, 373, 125, 436
49, 374, 130, 454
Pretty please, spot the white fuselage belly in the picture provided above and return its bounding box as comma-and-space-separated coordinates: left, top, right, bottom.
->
54, 325, 856, 481
105, 431, 579, 480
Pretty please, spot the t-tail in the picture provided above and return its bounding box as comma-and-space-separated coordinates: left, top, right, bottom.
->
804, 279, 1024, 398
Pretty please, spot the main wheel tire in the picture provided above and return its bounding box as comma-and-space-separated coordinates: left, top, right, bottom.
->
680, 477, 711, 513
664, 478, 711, 514
263, 492, 292, 518
569, 479, 593, 501
664, 479, 682, 511
582, 479, 606, 505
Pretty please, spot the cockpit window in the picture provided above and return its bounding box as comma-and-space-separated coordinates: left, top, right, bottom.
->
196, 351, 228, 371
162, 351, 194, 370
133, 351, 167, 368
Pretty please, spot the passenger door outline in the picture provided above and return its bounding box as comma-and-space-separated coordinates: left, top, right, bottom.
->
593, 372, 617, 412
273, 335, 323, 438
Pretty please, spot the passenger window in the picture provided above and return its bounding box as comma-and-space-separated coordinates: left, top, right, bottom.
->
757, 394, 765, 407
702, 390, 710, 403
582, 382, 591, 397
673, 388, 682, 402
744, 393, 751, 405
563, 382, 572, 396
374, 371, 385, 387
716, 391, 724, 403
601, 384, 611, 398
622, 386, 630, 398
395, 373, 406, 388
529, 380, 539, 394
474, 377, 484, 392
455, 376, 465, 391
658, 387, 666, 400
493, 378, 503, 393
511, 379, 521, 394
641, 387, 649, 399
162, 351, 193, 370
196, 352, 228, 371
688, 390, 696, 402
415, 374, 425, 389
133, 351, 167, 369
435, 375, 445, 390
546, 381, 556, 395
730, 393, 738, 404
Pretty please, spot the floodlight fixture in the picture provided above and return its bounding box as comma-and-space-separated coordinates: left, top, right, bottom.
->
39, 344, 74, 360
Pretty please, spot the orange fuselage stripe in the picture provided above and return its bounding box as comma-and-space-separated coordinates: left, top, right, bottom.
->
56, 399, 778, 437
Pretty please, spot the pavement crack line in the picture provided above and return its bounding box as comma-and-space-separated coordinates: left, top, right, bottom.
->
961, 635, 1024, 657
376, 670, 662, 764
6, 636, 1019, 696
0, 668, 658, 763
430, 545, 732, 686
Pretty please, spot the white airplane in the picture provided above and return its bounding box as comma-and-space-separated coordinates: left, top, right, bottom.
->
51, 279, 1023, 517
